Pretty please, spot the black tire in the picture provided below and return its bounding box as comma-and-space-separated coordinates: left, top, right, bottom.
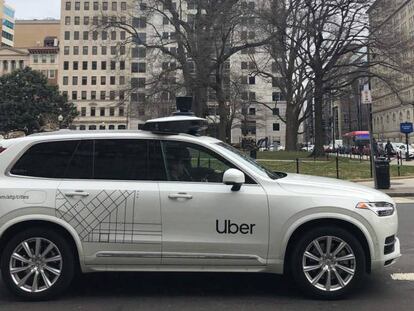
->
290, 226, 366, 300
1, 227, 75, 301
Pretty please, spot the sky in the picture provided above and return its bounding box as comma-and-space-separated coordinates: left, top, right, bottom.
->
7, 0, 60, 20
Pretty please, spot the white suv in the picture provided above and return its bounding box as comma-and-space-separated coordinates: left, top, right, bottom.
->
0, 118, 400, 300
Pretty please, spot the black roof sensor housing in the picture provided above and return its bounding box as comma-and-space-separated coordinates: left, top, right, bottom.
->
142, 97, 208, 136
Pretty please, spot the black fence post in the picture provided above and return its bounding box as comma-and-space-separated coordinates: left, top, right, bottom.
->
336, 156, 339, 179
370, 154, 373, 178
296, 158, 300, 174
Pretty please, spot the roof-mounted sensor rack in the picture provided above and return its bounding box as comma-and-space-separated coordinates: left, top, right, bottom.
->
142, 97, 208, 136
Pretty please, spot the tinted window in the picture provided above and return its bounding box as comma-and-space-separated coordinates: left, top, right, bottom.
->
162, 141, 243, 183
10, 141, 78, 178
94, 139, 148, 180
64, 140, 94, 179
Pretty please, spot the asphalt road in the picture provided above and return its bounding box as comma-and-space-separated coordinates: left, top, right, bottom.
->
0, 203, 413, 311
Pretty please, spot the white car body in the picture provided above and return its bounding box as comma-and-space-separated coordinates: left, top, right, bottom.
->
0, 130, 400, 299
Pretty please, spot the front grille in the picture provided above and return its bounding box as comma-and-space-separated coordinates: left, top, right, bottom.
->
384, 235, 396, 255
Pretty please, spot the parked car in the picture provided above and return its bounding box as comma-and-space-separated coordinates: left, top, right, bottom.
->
301, 144, 314, 152
0, 115, 400, 300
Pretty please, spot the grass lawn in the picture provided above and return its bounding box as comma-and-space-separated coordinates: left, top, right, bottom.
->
256, 152, 414, 180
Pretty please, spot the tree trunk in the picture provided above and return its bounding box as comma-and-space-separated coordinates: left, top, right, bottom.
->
313, 78, 325, 156
193, 83, 208, 117
285, 102, 299, 151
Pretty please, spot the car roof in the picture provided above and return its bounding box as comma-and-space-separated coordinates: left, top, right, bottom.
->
0, 130, 222, 146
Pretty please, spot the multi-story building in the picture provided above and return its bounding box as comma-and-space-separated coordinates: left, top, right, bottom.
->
368, 0, 414, 143
59, 0, 130, 131
14, 19, 60, 48
0, 36, 59, 85
59, 1, 286, 145
0, 0, 15, 47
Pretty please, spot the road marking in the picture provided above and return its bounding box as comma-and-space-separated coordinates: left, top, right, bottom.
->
391, 273, 414, 281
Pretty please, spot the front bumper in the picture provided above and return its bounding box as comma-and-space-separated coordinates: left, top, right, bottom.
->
371, 237, 401, 271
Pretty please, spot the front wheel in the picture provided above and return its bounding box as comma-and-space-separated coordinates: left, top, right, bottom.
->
1, 228, 75, 300
290, 226, 366, 299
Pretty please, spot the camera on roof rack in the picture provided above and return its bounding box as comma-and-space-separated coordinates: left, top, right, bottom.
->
142, 97, 208, 135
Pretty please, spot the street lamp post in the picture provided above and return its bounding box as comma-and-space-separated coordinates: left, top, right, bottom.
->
58, 115, 64, 130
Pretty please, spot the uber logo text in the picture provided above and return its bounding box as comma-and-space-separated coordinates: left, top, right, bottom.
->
216, 219, 256, 234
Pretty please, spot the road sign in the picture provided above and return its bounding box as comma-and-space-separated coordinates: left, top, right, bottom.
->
361, 86, 372, 104
400, 122, 414, 134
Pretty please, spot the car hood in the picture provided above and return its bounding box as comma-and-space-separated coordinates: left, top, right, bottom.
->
276, 173, 392, 202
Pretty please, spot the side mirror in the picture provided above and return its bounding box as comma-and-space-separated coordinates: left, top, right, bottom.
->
223, 169, 245, 191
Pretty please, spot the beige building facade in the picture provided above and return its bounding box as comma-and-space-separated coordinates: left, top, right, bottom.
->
59, 0, 129, 130
14, 20, 60, 48
369, 0, 414, 142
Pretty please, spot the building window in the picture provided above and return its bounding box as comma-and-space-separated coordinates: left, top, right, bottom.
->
63, 61, 69, 70
249, 108, 256, 115
65, 2, 71, 10
83, 31, 89, 40
103, 2, 108, 11
110, 107, 115, 116
101, 46, 107, 55
72, 91, 78, 100
100, 91, 106, 100
110, 76, 116, 85
120, 31, 126, 40
110, 91, 116, 100
102, 31, 108, 40
93, 2, 99, 10
91, 91, 96, 100
82, 76, 88, 85
83, 46, 89, 55
101, 61, 107, 70
91, 76, 97, 85
82, 91, 87, 100
84, 2, 90, 10
74, 31, 79, 40
64, 31, 70, 40
82, 61, 88, 70
81, 107, 86, 116
121, 2, 127, 10
63, 76, 68, 85
100, 108, 105, 116
33, 55, 39, 63
91, 107, 96, 117
75, 16, 80, 25
120, 61, 125, 70
119, 76, 125, 85
112, 1, 117, 10
249, 76, 255, 85
93, 16, 98, 25
273, 108, 279, 115
50, 55, 55, 63
64, 46, 70, 55
75, 2, 81, 10
273, 123, 280, 131
92, 46, 98, 55
84, 16, 90, 25
65, 16, 71, 25
72, 76, 78, 86
92, 61, 97, 70
111, 46, 117, 55
101, 76, 106, 85
89, 125, 97, 130
73, 61, 79, 70
119, 107, 124, 116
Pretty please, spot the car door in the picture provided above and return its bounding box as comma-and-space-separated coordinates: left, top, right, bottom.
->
56, 139, 165, 266
158, 140, 269, 267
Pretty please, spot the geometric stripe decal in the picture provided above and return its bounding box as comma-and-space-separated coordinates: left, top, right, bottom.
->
56, 190, 161, 244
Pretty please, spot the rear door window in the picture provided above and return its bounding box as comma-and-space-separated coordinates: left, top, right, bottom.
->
10, 141, 78, 178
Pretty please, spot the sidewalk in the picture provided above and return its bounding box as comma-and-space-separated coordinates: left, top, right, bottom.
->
356, 178, 414, 197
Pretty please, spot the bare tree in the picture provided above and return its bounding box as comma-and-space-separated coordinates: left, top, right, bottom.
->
99, 0, 270, 142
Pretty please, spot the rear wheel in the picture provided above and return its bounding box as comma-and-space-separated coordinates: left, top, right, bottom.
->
1, 228, 75, 300
290, 226, 366, 299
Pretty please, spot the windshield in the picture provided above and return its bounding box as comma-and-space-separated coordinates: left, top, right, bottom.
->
215, 142, 286, 180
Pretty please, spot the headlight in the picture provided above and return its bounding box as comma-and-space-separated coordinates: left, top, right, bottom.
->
356, 202, 395, 216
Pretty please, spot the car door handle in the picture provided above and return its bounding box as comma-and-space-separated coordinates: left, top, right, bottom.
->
64, 191, 90, 197
168, 193, 193, 200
